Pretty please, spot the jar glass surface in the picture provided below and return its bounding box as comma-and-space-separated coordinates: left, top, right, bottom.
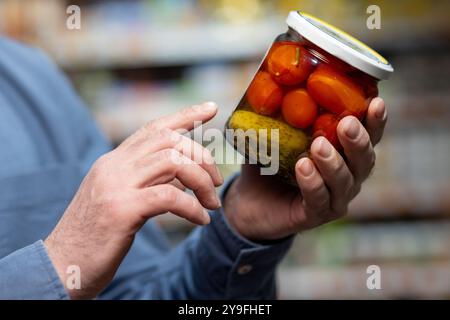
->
226, 27, 380, 184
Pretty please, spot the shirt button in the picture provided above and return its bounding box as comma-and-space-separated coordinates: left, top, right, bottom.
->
237, 264, 253, 275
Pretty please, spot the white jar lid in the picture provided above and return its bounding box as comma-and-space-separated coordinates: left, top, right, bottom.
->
286, 11, 394, 80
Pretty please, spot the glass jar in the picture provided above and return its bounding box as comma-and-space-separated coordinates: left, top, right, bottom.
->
225, 11, 394, 184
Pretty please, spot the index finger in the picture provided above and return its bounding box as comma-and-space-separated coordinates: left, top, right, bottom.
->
152, 102, 218, 131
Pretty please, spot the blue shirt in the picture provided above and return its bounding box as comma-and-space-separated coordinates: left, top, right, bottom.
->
0, 37, 292, 299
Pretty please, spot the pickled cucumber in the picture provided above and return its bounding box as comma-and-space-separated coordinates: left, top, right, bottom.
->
227, 110, 309, 183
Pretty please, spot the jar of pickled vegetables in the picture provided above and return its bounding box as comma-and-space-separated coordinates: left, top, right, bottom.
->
226, 11, 394, 184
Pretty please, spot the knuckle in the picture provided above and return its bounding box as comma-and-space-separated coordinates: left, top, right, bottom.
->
181, 106, 195, 117
162, 148, 181, 163
154, 128, 179, 149
90, 153, 111, 177
345, 173, 355, 193
344, 181, 355, 199
178, 138, 194, 158
94, 153, 109, 167
195, 171, 212, 191
332, 173, 354, 201
199, 167, 214, 184
315, 196, 330, 210
329, 156, 345, 174
202, 147, 215, 165
288, 211, 306, 230
290, 208, 321, 232
307, 179, 324, 195
144, 120, 159, 131
157, 185, 178, 204
133, 155, 149, 169
305, 198, 329, 217
149, 128, 170, 144
158, 127, 175, 142
357, 132, 372, 152
187, 198, 201, 219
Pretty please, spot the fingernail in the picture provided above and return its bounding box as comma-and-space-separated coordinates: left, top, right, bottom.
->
215, 194, 222, 208
375, 100, 386, 120
209, 193, 221, 209
202, 101, 218, 112
318, 138, 332, 159
298, 158, 314, 177
216, 168, 224, 185
345, 118, 360, 140
203, 210, 211, 224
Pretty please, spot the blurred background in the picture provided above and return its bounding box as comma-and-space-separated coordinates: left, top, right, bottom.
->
1, 0, 449, 299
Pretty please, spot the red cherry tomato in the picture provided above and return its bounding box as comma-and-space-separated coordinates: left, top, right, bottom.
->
263, 41, 286, 71
246, 71, 283, 115
312, 113, 342, 150
307, 65, 368, 118
281, 89, 318, 129
267, 43, 314, 86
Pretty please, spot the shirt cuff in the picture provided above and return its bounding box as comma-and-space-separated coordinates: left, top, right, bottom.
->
206, 174, 294, 299
0, 240, 69, 300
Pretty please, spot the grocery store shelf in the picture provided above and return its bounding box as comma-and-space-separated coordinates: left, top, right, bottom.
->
286, 219, 450, 265
349, 184, 450, 221
47, 21, 284, 69
277, 261, 450, 299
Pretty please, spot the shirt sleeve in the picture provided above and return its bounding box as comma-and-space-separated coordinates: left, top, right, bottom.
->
0, 240, 69, 300
100, 175, 294, 300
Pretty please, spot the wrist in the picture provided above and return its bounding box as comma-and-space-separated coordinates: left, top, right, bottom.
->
44, 235, 91, 300
223, 177, 270, 242
223, 176, 249, 239
44, 237, 72, 298
223, 175, 297, 243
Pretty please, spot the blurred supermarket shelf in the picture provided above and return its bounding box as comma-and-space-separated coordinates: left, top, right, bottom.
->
284, 220, 450, 266
43, 22, 283, 69
81, 63, 258, 141
277, 261, 450, 299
